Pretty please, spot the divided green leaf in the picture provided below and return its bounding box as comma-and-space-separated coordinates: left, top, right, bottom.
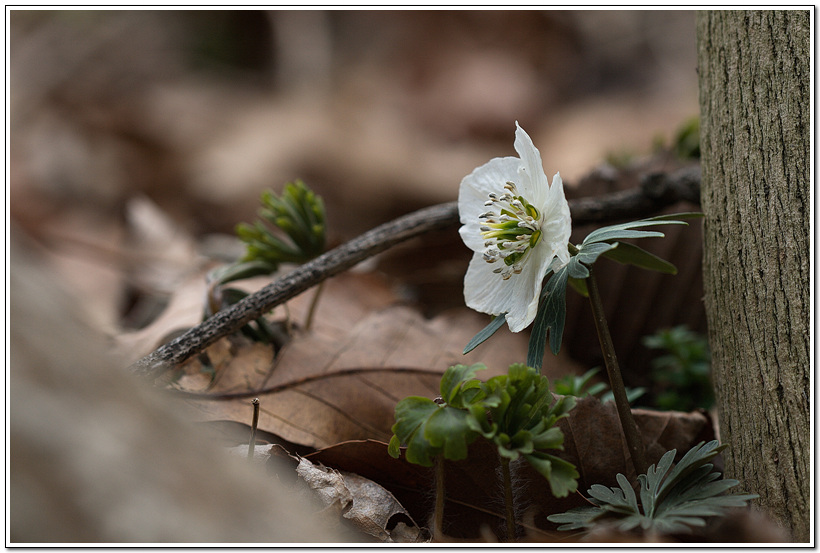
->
528, 266, 569, 369
601, 241, 678, 275
574, 213, 701, 276
547, 440, 758, 534
388, 364, 487, 466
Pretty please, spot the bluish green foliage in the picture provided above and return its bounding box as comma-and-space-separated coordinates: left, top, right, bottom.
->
553, 368, 645, 405
527, 267, 569, 369
547, 441, 757, 534
389, 363, 579, 497
463, 314, 507, 355
643, 325, 713, 411
521, 213, 701, 369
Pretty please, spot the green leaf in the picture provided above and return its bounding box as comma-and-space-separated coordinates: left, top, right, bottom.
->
648, 211, 704, 221
389, 396, 440, 466
525, 452, 579, 497
548, 440, 756, 535
601, 241, 678, 274
617, 473, 639, 513
463, 314, 507, 354
582, 216, 689, 246
584, 227, 668, 244
389, 366, 491, 466
531, 426, 564, 450
387, 434, 402, 458
528, 265, 569, 369
567, 276, 589, 297
439, 363, 486, 408
574, 242, 618, 271
599, 386, 646, 405
548, 506, 603, 530
424, 407, 477, 461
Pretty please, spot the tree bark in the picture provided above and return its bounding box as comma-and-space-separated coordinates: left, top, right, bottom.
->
696, 10, 810, 542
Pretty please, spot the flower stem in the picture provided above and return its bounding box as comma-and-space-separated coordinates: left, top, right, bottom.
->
303, 280, 325, 331
500, 456, 516, 541
585, 266, 649, 477
434, 455, 445, 541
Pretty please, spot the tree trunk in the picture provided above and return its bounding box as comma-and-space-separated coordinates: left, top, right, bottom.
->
696, 11, 810, 542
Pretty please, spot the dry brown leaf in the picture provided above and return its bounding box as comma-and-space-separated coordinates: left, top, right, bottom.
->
294, 456, 424, 543
177, 270, 582, 449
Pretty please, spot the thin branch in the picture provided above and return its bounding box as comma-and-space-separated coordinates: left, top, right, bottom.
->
129, 165, 700, 379
568, 164, 701, 224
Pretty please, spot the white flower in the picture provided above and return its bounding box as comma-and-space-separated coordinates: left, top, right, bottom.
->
458, 122, 571, 333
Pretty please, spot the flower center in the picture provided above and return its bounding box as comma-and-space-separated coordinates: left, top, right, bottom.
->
479, 181, 542, 280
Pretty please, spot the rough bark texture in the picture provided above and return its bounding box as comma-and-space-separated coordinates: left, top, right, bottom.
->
696, 10, 810, 542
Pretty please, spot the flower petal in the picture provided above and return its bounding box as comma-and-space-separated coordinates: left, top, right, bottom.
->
463, 251, 541, 332
458, 156, 521, 252
541, 172, 572, 268
513, 122, 549, 206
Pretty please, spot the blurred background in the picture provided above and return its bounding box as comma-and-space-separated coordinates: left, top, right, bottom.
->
9, 9, 709, 407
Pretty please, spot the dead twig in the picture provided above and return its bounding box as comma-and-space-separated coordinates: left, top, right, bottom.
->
129, 165, 700, 379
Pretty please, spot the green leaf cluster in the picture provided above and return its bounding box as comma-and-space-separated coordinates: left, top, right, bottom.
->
643, 325, 713, 411
234, 179, 326, 275
553, 368, 645, 405
389, 363, 579, 497
547, 440, 757, 535
466, 364, 579, 497
672, 116, 700, 160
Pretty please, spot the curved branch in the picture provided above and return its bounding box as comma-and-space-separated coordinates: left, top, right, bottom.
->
129, 165, 700, 379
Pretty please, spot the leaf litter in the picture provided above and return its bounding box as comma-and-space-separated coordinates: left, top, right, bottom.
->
119, 214, 717, 542
120, 249, 711, 542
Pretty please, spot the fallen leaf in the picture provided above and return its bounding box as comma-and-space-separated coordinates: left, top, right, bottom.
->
176, 271, 582, 449
294, 456, 424, 543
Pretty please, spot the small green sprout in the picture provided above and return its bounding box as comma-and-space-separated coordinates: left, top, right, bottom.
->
204, 179, 328, 343
235, 179, 326, 271
553, 368, 646, 405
